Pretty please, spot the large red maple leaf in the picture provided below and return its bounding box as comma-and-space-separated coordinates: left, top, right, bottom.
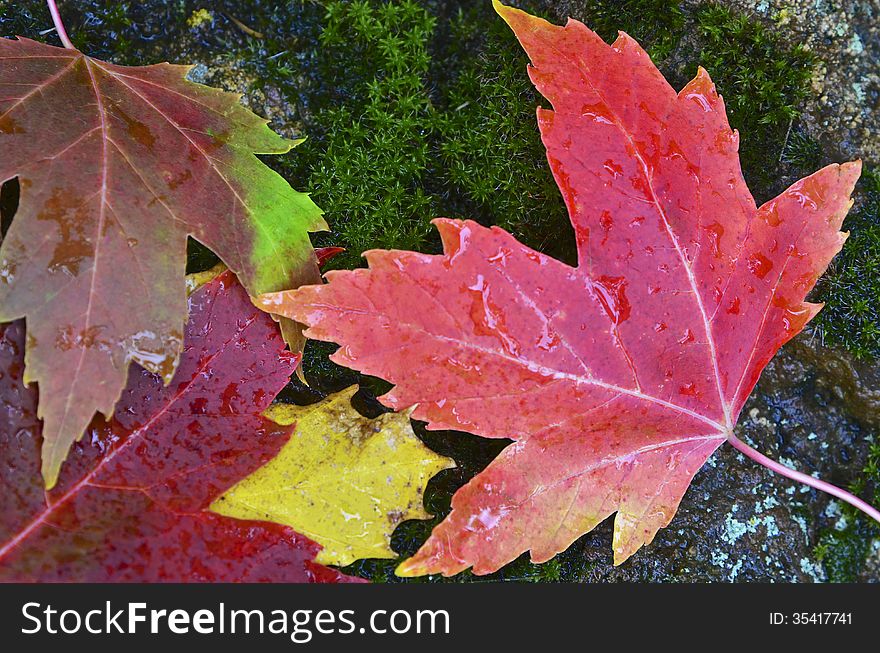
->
259, 3, 869, 575
0, 271, 357, 582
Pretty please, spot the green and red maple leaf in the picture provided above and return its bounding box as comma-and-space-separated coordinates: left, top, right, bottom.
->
261, 2, 862, 575
0, 36, 324, 485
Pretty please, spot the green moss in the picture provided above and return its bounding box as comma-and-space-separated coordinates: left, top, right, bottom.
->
815, 526, 870, 583
781, 131, 823, 171
282, 0, 570, 267
283, 0, 440, 269
436, 7, 574, 262
576, 0, 685, 61
814, 168, 880, 358
814, 441, 880, 581
690, 4, 815, 196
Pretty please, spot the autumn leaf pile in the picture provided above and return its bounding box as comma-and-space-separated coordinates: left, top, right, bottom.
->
0, 1, 871, 581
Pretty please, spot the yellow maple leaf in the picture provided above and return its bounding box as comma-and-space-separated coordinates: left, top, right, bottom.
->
185, 263, 228, 295
210, 386, 455, 566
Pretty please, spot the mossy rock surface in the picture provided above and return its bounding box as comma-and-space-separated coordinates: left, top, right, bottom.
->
1, 0, 877, 582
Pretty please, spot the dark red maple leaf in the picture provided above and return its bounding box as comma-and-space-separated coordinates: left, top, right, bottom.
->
0, 271, 358, 582
258, 3, 875, 576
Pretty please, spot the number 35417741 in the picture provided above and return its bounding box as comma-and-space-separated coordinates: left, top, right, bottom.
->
770, 613, 852, 625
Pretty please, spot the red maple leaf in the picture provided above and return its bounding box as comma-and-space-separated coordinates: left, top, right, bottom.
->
0, 271, 358, 582
259, 3, 876, 576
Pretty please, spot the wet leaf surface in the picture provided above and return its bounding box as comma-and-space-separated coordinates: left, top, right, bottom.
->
0, 271, 357, 582
0, 37, 324, 485
260, 2, 861, 576
213, 386, 455, 566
